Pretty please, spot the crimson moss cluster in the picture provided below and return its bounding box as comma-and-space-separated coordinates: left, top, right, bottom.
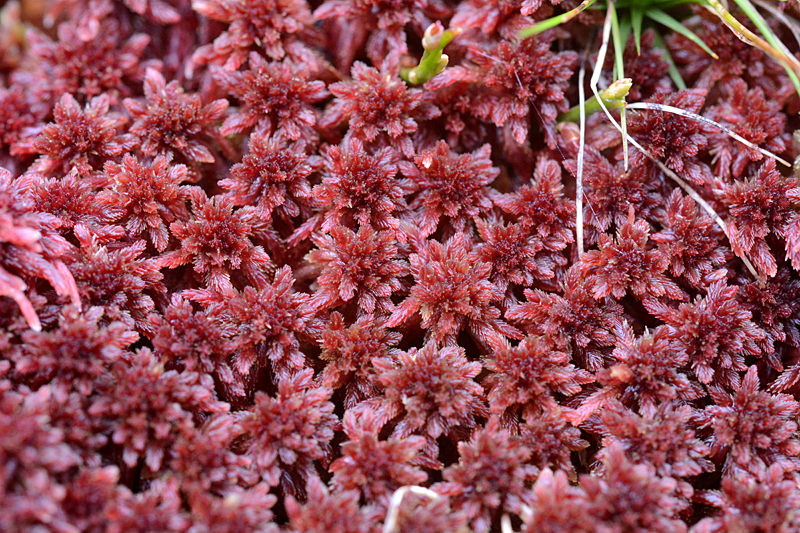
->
2, 0, 800, 531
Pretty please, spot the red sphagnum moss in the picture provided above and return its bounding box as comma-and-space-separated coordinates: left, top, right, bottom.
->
3, 1, 800, 531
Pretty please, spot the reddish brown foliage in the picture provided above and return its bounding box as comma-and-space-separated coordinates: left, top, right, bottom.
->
519, 407, 588, 477
625, 89, 710, 185
584, 443, 689, 533
322, 62, 439, 157
67, 229, 165, 332
571, 325, 703, 424
2, 1, 800, 529
387, 233, 521, 349
104, 478, 191, 533
668, 13, 794, 99
600, 402, 713, 481
330, 409, 427, 507
719, 158, 800, 277
467, 36, 577, 148
484, 335, 592, 420
166, 414, 255, 494
216, 54, 327, 142
494, 156, 575, 250
507, 266, 624, 371
651, 189, 728, 287
0, 86, 47, 159
521, 468, 591, 533
579, 210, 685, 301
737, 268, 800, 351
703, 366, 800, 476
20, 21, 150, 104
31, 93, 138, 177
237, 368, 336, 494
149, 293, 237, 390
187, 484, 279, 533
15, 306, 137, 395
318, 312, 402, 408
314, 0, 450, 70
475, 217, 567, 296
49, 2, 182, 41
285, 475, 379, 533
0, 387, 83, 533
207, 265, 318, 380
314, 139, 411, 233
307, 224, 408, 314
88, 348, 228, 473
705, 79, 790, 180
193, 0, 317, 69
101, 154, 191, 252
220, 132, 322, 223
399, 141, 498, 236
159, 189, 272, 293
451, 0, 546, 37
371, 343, 487, 463
645, 280, 766, 388
434, 417, 537, 533
694, 464, 800, 533
619, 30, 672, 101
0, 168, 79, 331
124, 68, 229, 164
563, 144, 665, 239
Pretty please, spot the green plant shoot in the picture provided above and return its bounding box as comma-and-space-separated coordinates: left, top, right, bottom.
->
558, 78, 632, 123
401, 23, 462, 85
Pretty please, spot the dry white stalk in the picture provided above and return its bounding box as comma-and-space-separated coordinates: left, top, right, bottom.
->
573, 0, 763, 281
703, 0, 800, 78
382, 485, 440, 533
753, 0, 800, 49
501, 514, 514, 533
576, 54, 587, 256
625, 102, 792, 168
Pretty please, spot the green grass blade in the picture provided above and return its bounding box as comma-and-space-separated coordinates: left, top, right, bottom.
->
618, 15, 632, 56
557, 90, 628, 123
647, 8, 719, 58
753, 0, 800, 48
610, 3, 625, 79
652, 29, 687, 89
650, 0, 704, 10
728, 0, 800, 95
631, 7, 644, 54
519, 0, 599, 38
786, 67, 800, 95
609, 3, 630, 169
